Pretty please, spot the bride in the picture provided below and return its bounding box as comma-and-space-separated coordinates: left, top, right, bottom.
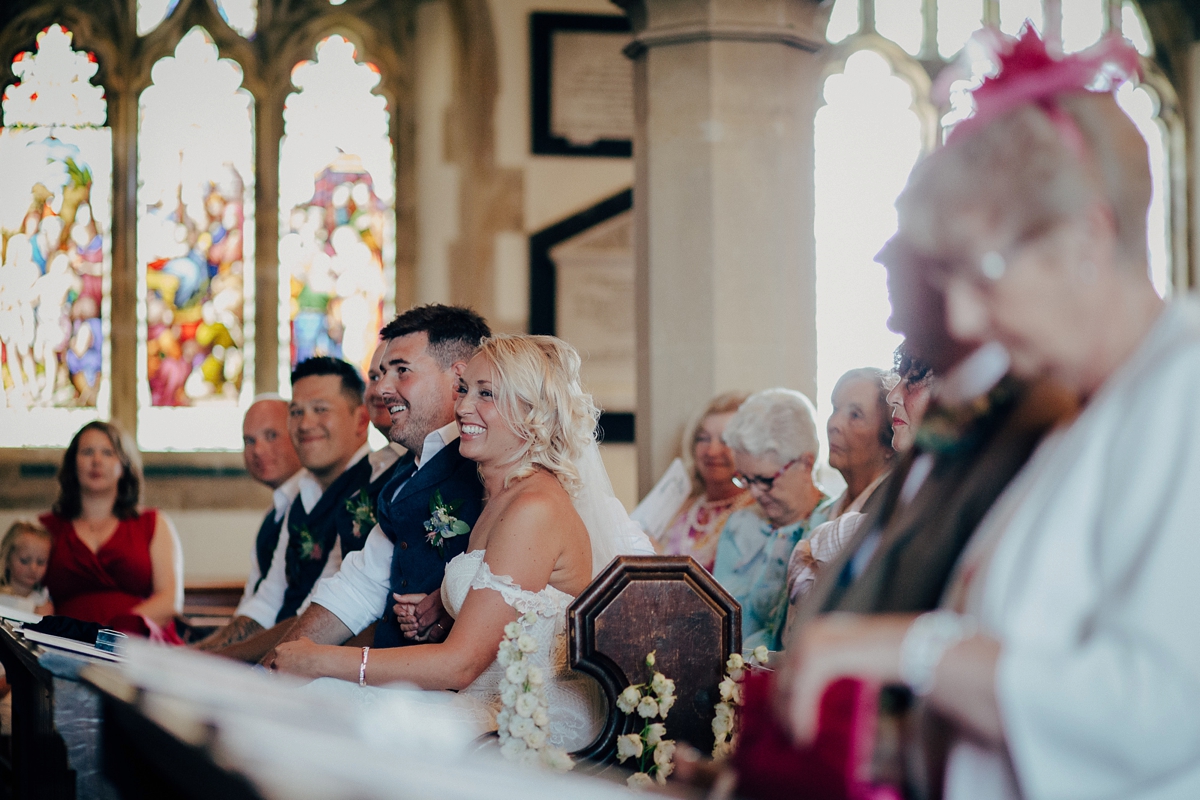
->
272, 333, 638, 751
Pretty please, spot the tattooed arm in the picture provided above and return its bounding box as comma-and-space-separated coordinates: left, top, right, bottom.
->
192, 616, 265, 652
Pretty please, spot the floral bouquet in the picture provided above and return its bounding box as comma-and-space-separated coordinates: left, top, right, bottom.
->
615, 651, 678, 789
712, 645, 770, 759
496, 612, 574, 771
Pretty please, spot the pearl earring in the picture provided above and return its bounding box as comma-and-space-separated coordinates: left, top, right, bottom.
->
980, 251, 1007, 281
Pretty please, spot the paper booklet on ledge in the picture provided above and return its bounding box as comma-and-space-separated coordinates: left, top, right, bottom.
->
630, 457, 691, 542
0, 607, 43, 626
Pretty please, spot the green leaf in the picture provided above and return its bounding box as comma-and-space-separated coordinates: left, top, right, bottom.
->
430, 490, 443, 514
447, 498, 464, 514
450, 520, 470, 536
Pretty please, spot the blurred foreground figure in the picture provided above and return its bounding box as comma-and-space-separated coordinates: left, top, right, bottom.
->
774, 29, 1200, 800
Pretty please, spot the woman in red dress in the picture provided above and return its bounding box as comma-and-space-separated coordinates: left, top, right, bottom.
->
39, 421, 183, 633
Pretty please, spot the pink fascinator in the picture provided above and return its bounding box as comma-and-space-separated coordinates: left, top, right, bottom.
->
947, 24, 1141, 149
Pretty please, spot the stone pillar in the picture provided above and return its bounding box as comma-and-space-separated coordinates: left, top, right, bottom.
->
616, 0, 828, 496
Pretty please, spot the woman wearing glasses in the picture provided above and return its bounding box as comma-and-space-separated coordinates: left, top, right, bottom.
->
711, 388, 829, 651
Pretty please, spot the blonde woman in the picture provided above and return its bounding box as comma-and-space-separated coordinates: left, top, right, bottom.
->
274, 334, 643, 750
655, 392, 755, 571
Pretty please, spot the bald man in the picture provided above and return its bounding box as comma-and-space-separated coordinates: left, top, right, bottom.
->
194, 396, 304, 651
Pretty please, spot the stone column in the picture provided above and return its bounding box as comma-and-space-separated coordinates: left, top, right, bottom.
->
615, 0, 828, 496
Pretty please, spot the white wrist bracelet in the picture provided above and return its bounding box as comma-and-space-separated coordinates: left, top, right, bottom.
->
899, 610, 976, 697
359, 646, 370, 687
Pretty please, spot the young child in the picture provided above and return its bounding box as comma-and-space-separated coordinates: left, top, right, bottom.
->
0, 520, 54, 616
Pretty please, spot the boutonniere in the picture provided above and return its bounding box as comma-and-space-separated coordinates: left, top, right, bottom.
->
344, 489, 376, 538
424, 490, 470, 557
297, 526, 324, 562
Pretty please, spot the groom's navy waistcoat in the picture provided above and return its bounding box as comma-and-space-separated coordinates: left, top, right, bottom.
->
373, 439, 484, 648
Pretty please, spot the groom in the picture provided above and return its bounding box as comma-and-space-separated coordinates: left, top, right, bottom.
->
263, 304, 491, 662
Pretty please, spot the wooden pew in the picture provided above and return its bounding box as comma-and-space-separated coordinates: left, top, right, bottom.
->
0, 622, 115, 800
568, 555, 740, 764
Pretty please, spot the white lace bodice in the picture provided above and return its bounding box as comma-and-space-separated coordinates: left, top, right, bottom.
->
441, 550, 603, 752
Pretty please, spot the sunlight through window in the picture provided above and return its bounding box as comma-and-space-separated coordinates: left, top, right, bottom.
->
814, 50, 917, 468
1122, 1, 1153, 56
217, 0, 257, 38
1117, 82, 1172, 297
825, 0, 859, 45
278, 36, 394, 393
137, 27, 255, 450
876, 0, 924, 56
0, 24, 111, 446
1061, 0, 1104, 53
939, 0, 984, 58
1000, 0, 1045, 36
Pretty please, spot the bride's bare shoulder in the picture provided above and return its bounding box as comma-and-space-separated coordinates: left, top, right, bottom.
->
489, 473, 582, 541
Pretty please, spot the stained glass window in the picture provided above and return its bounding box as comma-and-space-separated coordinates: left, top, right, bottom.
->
0, 24, 111, 447
136, 27, 254, 450
138, 0, 256, 38
814, 50, 916, 471
137, 0, 176, 36
278, 35, 394, 389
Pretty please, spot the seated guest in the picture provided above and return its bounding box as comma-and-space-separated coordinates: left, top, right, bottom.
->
712, 389, 828, 651
263, 305, 490, 656
0, 520, 54, 615
776, 33, 1200, 799
0, 519, 54, 734
785, 344, 935, 608
653, 391, 754, 571
40, 421, 184, 634
885, 343, 934, 454
823, 367, 895, 519
271, 334, 645, 752
215, 357, 374, 661
192, 395, 304, 651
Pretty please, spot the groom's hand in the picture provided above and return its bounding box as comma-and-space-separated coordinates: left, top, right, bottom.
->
393, 592, 452, 643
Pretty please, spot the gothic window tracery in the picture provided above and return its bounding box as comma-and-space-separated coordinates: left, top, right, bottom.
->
136, 26, 255, 451
815, 0, 1183, 457
0, 24, 111, 446
278, 35, 394, 386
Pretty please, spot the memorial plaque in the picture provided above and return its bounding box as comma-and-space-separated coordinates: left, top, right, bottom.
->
550, 211, 635, 413
531, 13, 633, 158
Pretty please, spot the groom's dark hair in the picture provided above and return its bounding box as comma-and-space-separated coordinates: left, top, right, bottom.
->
379, 304, 491, 369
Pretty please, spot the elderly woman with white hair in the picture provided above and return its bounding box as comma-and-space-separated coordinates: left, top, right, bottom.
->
775, 31, 1200, 799
712, 388, 828, 651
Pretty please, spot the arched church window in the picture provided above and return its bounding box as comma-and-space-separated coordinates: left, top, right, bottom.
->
814, 43, 929, 461
136, 27, 255, 451
0, 24, 111, 447
278, 35, 395, 392
815, 0, 1181, 474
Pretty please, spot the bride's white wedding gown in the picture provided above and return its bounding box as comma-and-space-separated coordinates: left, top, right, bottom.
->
445, 550, 604, 752
299, 550, 604, 753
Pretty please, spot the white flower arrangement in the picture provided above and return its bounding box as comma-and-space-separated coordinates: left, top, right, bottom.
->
616, 651, 678, 789
711, 645, 769, 760
496, 612, 574, 771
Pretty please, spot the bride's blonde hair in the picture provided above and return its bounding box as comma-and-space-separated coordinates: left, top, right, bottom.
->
474, 334, 599, 495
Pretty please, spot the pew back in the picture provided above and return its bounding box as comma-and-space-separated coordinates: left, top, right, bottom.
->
567, 556, 740, 763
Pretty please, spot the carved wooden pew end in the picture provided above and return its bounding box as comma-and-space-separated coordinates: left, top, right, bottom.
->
568, 555, 741, 765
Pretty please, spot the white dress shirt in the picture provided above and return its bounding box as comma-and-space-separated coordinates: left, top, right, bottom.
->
368, 442, 405, 483
313, 422, 460, 635
236, 443, 371, 629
